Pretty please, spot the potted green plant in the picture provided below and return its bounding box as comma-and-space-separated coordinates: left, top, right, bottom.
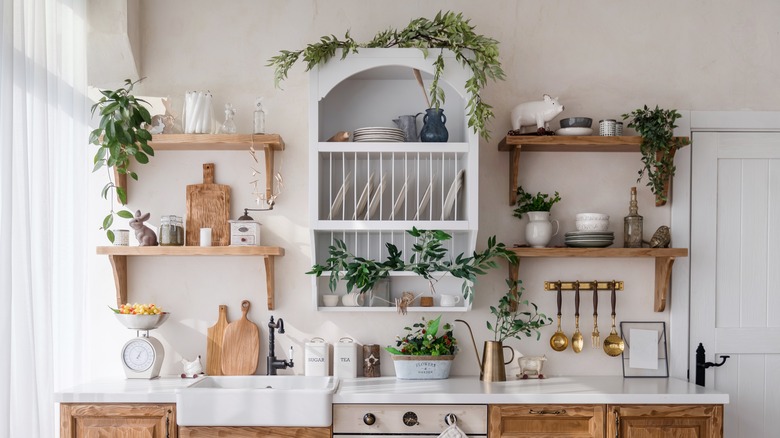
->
513, 186, 562, 248
307, 228, 516, 303
385, 315, 457, 379
89, 78, 154, 242
268, 11, 504, 140
622, 105, 690, 206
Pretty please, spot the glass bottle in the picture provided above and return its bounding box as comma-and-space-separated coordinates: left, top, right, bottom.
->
220, 103, 237, 134
624, 187, 643, 248
253, 97, 265, 134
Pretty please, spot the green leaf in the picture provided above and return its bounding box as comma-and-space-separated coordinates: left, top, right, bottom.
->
116, 186, 127, 205
117, 209, 133, 219
102, 214, 114, 230
106, 229, 115, 243
134, 151, 149, 164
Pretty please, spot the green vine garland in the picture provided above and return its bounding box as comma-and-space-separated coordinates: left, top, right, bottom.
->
268, 11, 505, 140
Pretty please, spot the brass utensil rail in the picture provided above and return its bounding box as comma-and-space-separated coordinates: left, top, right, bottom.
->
544, 281, 623, 291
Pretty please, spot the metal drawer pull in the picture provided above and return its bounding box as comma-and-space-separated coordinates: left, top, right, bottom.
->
444, 413, 457, 425
529, 409, 567, 415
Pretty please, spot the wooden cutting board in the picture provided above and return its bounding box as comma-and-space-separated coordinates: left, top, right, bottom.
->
221, 300, 260, 375
205, 305, 229, 376
186, 163, 230, 246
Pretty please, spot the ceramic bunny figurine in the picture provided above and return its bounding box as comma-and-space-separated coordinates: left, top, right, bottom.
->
129, 210, 158, 246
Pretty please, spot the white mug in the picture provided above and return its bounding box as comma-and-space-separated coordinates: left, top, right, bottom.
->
440, 295, 462, 307
341, 292, 364, 307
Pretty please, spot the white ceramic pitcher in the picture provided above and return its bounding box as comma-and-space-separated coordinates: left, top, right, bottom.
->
525, 211, 559, 248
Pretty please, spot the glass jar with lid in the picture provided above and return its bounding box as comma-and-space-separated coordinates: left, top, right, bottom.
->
160, 215, 184, 246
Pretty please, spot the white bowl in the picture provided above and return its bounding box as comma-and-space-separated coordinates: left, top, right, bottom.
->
576, 213, 609, 221
322, 294, 339, 307
114, 313, 170, 330
576, 220, 609, 232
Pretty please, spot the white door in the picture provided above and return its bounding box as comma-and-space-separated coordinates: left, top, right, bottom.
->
690, 131, 780, 438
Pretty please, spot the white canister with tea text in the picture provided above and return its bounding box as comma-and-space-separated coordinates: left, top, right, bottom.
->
334, 337, 358, 378
304, 337, 329, 376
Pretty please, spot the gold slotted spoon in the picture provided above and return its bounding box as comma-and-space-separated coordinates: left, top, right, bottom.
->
571, 281, 584, 353
603, 281, 625, 357
591, 282, 600, 348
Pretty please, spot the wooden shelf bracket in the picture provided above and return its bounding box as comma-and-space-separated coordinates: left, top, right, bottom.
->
654, 256, 676, 312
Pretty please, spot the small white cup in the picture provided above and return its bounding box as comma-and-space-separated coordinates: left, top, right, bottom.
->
322, 294, 339, 307
200, 228, 212, 246
113, 229, 129, 246
440, 295, 462, 307
341, 292, 364, 307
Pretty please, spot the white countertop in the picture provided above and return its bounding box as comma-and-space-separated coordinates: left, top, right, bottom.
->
56, 375, 728, 405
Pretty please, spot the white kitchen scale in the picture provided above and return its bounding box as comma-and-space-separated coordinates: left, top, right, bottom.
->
115, 313, 170, 379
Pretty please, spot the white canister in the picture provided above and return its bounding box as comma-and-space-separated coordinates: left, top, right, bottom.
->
304, 337, 329, 377
334, 337, 358, 379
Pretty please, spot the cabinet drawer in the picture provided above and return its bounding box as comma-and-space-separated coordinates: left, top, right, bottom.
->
489, 404, 604, 438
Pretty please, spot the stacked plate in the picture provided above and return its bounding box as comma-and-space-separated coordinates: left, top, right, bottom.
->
564, 231, 614, 248
353, 127, 405, 142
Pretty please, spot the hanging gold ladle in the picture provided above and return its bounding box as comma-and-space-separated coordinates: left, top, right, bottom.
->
603, 281, 625, 357
549, 282, 569, 352
571, 281, 584, 353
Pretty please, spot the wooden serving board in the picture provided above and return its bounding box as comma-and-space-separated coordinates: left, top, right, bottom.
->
186, 163, 230, 246
205, 305, 229, 376
221, 300, 260, 375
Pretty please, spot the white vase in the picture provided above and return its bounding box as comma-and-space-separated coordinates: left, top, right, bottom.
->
525, 211, 559, 248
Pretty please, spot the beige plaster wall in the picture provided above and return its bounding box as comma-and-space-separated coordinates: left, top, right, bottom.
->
83, 0, 780, 380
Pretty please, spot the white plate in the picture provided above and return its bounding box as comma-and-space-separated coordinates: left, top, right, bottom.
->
367, 173, 387, 219
441, 169, 465, 220
566, 240, 613, 248
391, 177, 409, 220
353, 172, 375, 219
555, 127, 593, 136
413, 174, 436, 220
328, 171, 352, 220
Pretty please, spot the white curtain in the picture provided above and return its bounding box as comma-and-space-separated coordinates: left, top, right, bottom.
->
0, 0, 88, 437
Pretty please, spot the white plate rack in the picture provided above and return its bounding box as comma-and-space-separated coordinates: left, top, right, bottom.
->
319, 150, 467, 223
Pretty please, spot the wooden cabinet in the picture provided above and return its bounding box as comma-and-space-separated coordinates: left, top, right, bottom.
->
489, 404, 723, 438
489, 404, 604, 438
60, 403, 176, 438
178, 426, 330, 438
607, 405, 723, 438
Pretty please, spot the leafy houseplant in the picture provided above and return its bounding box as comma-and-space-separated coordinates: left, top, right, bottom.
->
268, 11, 505, 140
622, 105, 690, 206
488, 279, 552, 342
89, 78, 154, 242
307, 228, 516, 303
513, 186, 562, 219
386, 315, 457, 356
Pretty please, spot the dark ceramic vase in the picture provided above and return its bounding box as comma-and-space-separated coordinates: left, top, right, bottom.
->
420, 108, 448, 142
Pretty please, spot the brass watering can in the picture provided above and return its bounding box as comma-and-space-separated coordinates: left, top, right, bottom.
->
456, 319, 514, 382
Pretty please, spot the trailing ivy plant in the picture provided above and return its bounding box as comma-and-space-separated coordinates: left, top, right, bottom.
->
307, 228, 516, 303
622, 105, 690, 206
488, 279, 552, 342
513, 186, 562, 219
268, 11, 505, 140
89, 78, 154, 242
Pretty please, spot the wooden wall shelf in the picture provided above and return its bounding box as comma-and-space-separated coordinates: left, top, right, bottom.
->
97, 246, 285, 310
507, 247, 688, 312
497, 135, 689, 205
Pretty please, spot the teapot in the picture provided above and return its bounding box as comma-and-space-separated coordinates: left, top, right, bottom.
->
392, 113, 422, 142
456, 319, 514, 382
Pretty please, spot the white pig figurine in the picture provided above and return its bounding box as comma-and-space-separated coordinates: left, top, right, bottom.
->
510, 94, 564, 132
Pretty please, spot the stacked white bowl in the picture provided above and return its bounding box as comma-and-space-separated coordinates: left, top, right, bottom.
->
575, 213, 609, 231
565, 213, 614, 247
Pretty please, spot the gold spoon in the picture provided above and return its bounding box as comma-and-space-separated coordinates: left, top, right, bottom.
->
603, 281, 625, 357
591, 282, 600, 348
571, 281, 584, 353
550, 282, 569, 352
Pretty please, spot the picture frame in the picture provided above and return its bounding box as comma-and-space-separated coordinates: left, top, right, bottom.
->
619, 321, 669, 378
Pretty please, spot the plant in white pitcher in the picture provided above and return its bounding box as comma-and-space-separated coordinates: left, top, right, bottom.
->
513, 186, 562, 248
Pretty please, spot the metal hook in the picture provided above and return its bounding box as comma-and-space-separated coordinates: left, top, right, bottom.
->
444, 413, 457, 426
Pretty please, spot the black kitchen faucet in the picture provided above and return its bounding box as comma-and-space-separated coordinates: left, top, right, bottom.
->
267, 316, 294, 375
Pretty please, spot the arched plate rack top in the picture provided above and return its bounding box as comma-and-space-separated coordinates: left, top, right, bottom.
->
313, 48, 470, 100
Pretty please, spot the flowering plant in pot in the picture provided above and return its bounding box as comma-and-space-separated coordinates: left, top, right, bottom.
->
385, 315, 457, 379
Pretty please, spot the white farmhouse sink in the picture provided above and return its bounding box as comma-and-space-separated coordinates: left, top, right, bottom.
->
176, 376, 339, 427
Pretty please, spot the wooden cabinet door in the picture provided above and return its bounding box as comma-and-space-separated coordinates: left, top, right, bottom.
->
489, 404, 604, 438
607, 405, 723, 438
60, 403, 176, 438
